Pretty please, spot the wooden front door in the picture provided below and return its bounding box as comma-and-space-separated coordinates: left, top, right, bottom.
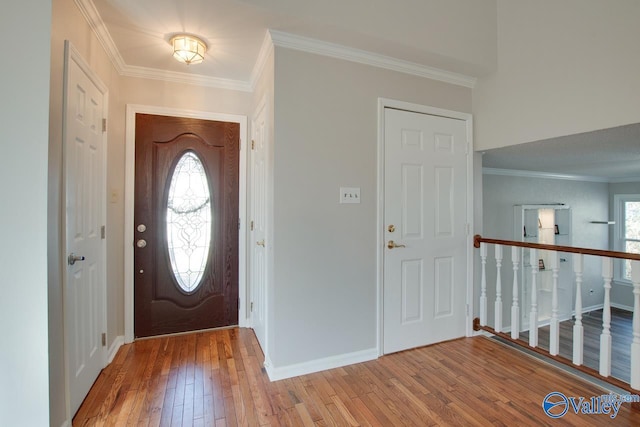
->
134, 113, 239, 338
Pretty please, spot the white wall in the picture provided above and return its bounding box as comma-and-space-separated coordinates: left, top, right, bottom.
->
473, 0, 640, 151
270, 47, 472, 369
0, 1, 51, 426
481, 172, 609, 325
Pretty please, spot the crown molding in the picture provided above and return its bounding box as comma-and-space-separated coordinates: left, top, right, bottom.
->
608, 176, 640, 183
250, 31, 275, 91
482, 167, 611, 183
74, 0, 126, 74
121, 64, 252, 91
75, 0, 252, 92
76, 1, 476, 91
268, 30, 477, 89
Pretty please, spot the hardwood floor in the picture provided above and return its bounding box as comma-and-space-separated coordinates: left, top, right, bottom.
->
74, 328, 640, 426
520, 308, 633, 383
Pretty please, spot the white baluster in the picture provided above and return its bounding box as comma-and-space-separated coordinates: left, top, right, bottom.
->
630, 260, 640, 390
511, 247, 520, 340
599, 257, 613, 377
573, 254, 584, 366
529, 248, 538, 348
495, 245, 503, 333
480, 243, 487, 326
549, 251, 560, 356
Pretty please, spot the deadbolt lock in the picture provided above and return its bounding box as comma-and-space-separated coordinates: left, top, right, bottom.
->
388, 224, 395, 233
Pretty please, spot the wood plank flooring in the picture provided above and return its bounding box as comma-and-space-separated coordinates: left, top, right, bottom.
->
74, 328, 640, 426
520, 308, 633, 383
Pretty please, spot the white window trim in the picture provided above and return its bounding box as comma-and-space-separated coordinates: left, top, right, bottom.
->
613, 194, 640, 286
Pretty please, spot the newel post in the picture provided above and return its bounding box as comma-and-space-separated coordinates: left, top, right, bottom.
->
480, 242, 487, 326
511, 247, 520, 340
549, 251, 560, 356
630, 260, 640, 390
599, 257, 613, 377
529, 248, 538, 348
495, 245, 503, 333
573, 253, 584, 366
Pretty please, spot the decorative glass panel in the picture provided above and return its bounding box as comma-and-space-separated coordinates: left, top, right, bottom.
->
166, 152, 212, 292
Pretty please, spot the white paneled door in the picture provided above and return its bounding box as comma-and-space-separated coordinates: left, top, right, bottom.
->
64, 42, 107, 416
383, 107, 468, 354
250, 103, 268, 350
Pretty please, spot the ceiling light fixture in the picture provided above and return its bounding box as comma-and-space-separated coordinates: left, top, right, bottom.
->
170, 35, 207, 65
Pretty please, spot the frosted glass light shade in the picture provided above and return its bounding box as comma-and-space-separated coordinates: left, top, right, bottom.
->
171, 35, 206, 65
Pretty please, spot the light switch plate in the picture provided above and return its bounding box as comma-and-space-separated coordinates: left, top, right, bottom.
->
340, 187, 360, 204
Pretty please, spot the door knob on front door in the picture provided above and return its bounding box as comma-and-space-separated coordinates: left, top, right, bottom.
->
256, 240, 265, 247
387, 240, 406, 249
136, 239, 147, 248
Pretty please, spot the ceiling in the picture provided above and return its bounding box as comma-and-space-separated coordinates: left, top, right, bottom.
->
87, 0, 497, 89
481, 123, 640, 181
83, 0, 639, 180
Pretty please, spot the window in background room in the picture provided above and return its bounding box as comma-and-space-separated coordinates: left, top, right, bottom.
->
614, 194, 640, 282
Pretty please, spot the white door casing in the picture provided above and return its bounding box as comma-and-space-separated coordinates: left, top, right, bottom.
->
250, 101, 268, 351
63, 41, 108, 416
382, 104, 471, 354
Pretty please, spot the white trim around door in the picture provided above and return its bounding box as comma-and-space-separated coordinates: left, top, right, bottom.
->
124, 105, 249, 343
376, 98, 474, 356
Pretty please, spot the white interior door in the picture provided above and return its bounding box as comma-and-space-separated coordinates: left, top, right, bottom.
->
250, 103, 268, 350
383, 107, 468, 354
64, 42, 107, 416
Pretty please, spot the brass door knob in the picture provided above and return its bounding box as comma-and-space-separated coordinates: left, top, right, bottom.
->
387, 240, 406, 249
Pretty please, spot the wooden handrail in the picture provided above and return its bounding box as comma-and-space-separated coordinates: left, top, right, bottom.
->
474, 234, 640, 262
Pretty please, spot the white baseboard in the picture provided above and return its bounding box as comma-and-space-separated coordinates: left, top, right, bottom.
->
108, 335, 125, 364
264, 348, 378, 382
582, 303, 604, 313
611, 302, 633, 312
59, 420, 70, 427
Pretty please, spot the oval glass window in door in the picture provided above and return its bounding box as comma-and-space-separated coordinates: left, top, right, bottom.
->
166, 151, 212, 292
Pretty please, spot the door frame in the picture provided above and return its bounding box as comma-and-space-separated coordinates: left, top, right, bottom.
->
248, 95, 270, 355
376, 98, 474, 356
124, 105, 248, 342
62, 40, 109, 416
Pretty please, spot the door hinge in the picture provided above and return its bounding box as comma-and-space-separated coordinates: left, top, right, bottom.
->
238, 218, 241, 230
101, 225, 106, 239
102, 118, 107, 133
101, 333, 106, 347
250, 220, 254, 231
251, 139, 255, 150
251, 302, 254, 312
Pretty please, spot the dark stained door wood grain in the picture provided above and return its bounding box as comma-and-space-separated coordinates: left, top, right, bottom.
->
134, 113, 239, 337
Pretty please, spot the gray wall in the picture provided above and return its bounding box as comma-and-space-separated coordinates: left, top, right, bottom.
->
271, 47, 472, 368
481, 173, 610, 326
